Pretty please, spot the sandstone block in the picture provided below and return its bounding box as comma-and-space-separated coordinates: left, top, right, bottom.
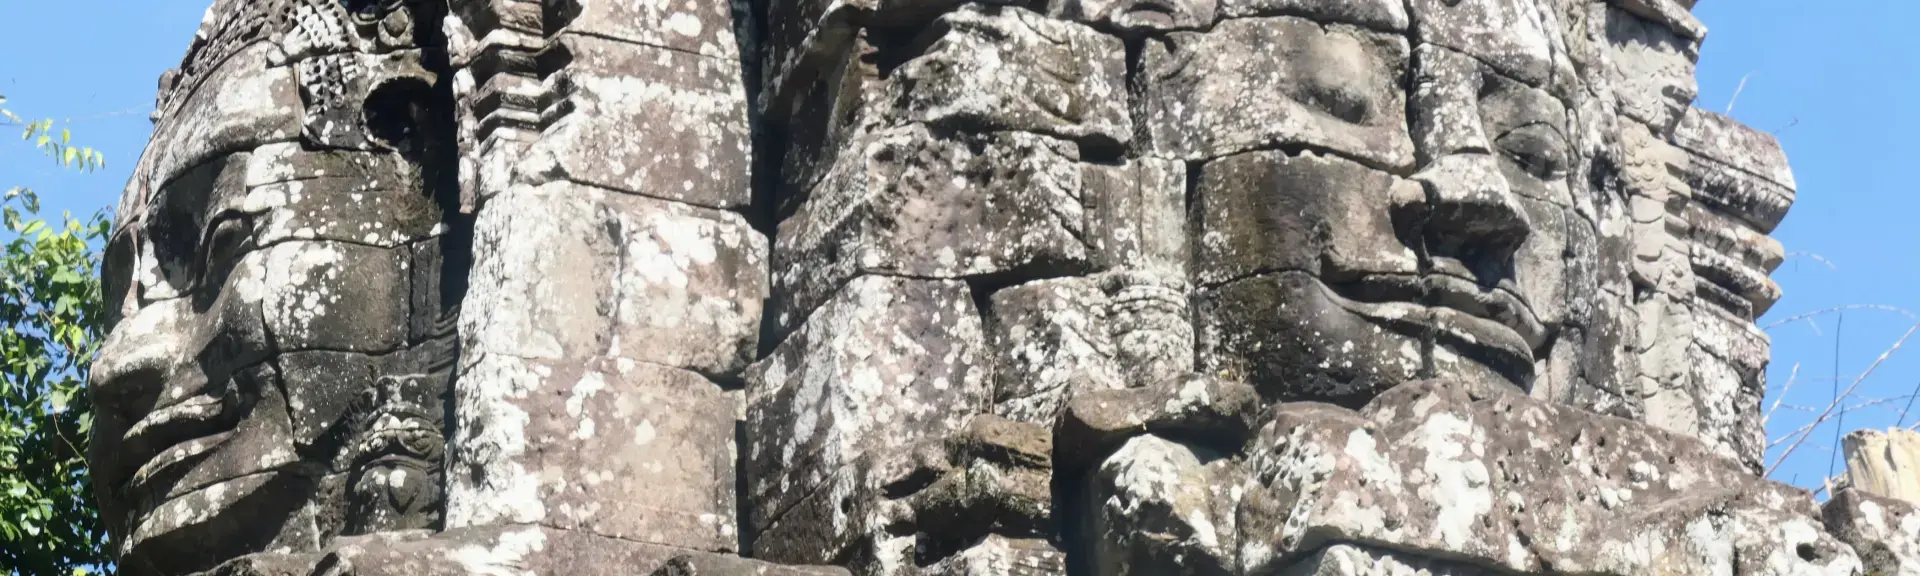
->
1824, 488, 1920, 576
1143, 17, 1413, 169
463, 181, 767, 376
1675, 107, 1799, 192
523, 35, 751, 209
446, 354, 740, 552
771, 125, 1089, 334
744, 275, 990, 564
886, 5, 1129, 149
196, 526, 851, 576
1844, 428, 1920, 505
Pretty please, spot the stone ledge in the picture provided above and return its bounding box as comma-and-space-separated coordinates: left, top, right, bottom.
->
194, 526, 850, 576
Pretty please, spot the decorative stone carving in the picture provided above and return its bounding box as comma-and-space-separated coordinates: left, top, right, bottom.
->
95, 0, 1846, 575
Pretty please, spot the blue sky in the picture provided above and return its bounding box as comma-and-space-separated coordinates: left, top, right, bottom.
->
3, 0, 1915, 495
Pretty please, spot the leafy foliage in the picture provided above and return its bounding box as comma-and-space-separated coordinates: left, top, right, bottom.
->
0, 95, 112, 575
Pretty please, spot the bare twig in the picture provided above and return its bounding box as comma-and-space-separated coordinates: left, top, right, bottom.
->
1901, 378, 1920, 429
1763, 362, 1801, 427
1762, 305, 1917, 332
1784, 251, 1839, 271
1766, 320, 1920, 478
1774, 117, 1800, 136
1828, 313, 1845, 478
1768, 396, 1920, 452
1726, 72, 1753, 116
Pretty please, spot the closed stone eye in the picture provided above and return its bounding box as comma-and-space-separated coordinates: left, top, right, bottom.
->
194, 211, 254, 293
1494, 125, 1567, 180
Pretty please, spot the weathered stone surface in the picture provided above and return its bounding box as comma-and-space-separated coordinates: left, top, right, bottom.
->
462, 181, 767, 375
1085, 434, 1237, 576
1056, 374, 1262, 473
886, 6, 1130, 149
445, 354, 739, 552
560, 0, 741, 60
1083, 158, 1187, 273
194, 526, 850, 576
745, 275, 990, 566
1601, 4, 1700, 132
1215, 0, 1406, 30
989, 276, 1125, 424
521, 35, 752, 209
988, 270, 1196, 424
1843, 428, 1920, 505
1084, 379, 1863, 575
1408, 0, 1556, 86
921, 535, 1066, 576
102, 1, 1828, 576
1825, 488, 1920, 576
1675, 107, 1799, 191
1142, 17, 1414, 169
771, 124, 1090, 334
145, 43, 301, 194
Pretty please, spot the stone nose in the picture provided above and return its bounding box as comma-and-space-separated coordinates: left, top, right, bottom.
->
89, 298, 189, 418
1411, 153, 1532, 281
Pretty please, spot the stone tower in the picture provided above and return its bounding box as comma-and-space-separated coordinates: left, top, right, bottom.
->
88, 0, 1894, 575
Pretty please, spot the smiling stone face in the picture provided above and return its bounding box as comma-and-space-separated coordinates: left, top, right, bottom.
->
1184, 12, 1613, 406
87, 2, 462, 574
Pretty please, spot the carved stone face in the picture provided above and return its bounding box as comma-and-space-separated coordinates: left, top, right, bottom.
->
1173, 5, 1601, 406
87, 2, 457, 574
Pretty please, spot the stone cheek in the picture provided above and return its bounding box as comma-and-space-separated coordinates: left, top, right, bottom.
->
260, 241, 411, 354
1191, 150, 1422, 287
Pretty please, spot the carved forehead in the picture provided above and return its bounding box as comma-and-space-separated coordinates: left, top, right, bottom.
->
1411, 43, 1572, 162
